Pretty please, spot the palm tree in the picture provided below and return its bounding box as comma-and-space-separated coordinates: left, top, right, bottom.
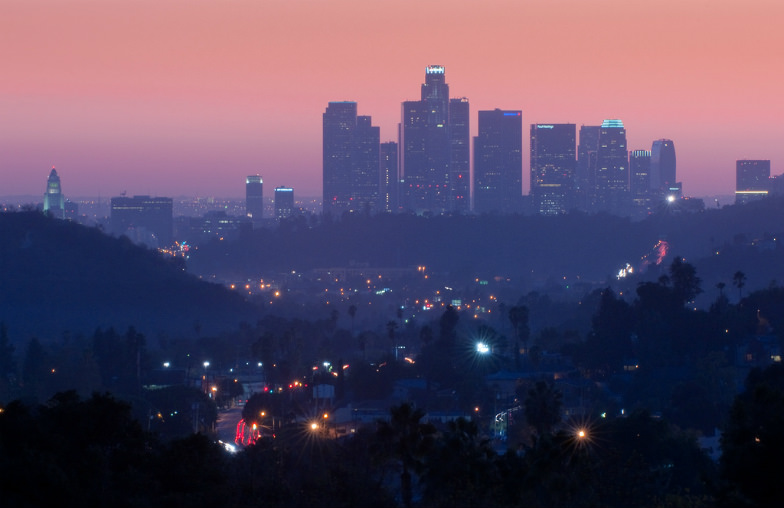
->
733, 271, 746, 300
348, 304, 357, 336
376, 403, 436, 508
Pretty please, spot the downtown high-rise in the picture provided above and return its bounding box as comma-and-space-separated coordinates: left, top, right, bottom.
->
530, 123, 576, 215
274, 186, 295, 219
629, 150, 652, 214
400, 66, 469, 214
576, 125, 600, 210
323, 101, 380, 215
650, 139, 677, 194
473, 109, 523, 214
246, 175, 264, 226
736, 159, 771, 204
379, 141, 399, 213
593, 119, 628, 214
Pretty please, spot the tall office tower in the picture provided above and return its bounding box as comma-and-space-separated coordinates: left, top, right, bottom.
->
111, 195, 173, 247
449, 98, 470, 213
594, 119, 629, 214
43, 167, 65, 219
379, 141, 399, 212
629, 150, 652, 215
473, 109, 523, 214
530, 123, 576, 215
400, 65, 466, 214
274, 186, 295, 219
650, 139, 676, 193
736, 159, 771, 204
246, 175, 264, 226
323, 101, 380, 215
353, 115, 381, 212
576, 125, 600, 209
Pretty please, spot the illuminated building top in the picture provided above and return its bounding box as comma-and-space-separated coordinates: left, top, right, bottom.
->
426, 65, 445, 74
601, 119, 624, 128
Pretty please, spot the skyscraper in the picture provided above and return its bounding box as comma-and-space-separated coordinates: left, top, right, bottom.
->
246, 175, 264, 226
379, 141, 398, 212
322, 101, 380, 215
473, 109, 523, 214
594, 119, 629, 213
43, 167, 65, 219
353, 115, 381, 212
449, 98, 470, 213
274, 186, 294, 219
576, 125, 600, 210
650, 139, 676, 193
400, 66, 468, 214
530, 123, 576, 215
736, 159, 770, 204
629, 150, 652, 215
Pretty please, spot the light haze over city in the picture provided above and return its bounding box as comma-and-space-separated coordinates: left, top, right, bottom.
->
2, 0, 781, 199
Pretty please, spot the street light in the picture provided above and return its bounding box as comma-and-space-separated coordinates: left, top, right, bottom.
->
476, 342, 490, 355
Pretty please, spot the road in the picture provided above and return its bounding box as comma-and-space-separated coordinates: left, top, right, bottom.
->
216, 405, 244, 449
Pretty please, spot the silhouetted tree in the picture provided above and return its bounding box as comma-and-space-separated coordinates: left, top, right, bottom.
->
508, 305, 530, 369
579, 289, 633, 376
421, 417, 499, 507
376, 403, 436, 508
0, 323, 18, 402
733, 270, 747, 300
21, 337, 48, 403
720, 364, 784, 507
669, 256, 703, 305
524, 381, 563, 437
348, 304, 357, 336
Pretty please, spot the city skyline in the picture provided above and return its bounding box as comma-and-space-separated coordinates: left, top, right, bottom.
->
2, 0, 782, 199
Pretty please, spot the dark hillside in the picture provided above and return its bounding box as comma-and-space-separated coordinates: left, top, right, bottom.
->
0, 212, 257, 342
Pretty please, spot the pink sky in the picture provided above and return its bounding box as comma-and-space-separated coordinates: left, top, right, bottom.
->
2, 0, 782, 200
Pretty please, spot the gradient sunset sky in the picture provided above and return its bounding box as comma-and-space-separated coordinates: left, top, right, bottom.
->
2, 0, 782, 200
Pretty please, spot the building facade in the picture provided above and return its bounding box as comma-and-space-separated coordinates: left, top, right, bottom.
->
629, 150, 652, 215
274, 186, 295, 219
449, 97, 470, 213
594, 119, 629, 214
400, 66, 469, 215
530, 123, 576, 215
650, 139, 676, 194
576, 125, 600, 211
323, 101, 380, 215
379, 141, 399, 213
111, 195, 173, 247
473, 109, 523, 214
736, 159, 771, 204
246, 175, 264, 227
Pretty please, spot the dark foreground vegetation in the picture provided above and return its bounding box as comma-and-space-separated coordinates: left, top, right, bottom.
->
1, 366, 783, 508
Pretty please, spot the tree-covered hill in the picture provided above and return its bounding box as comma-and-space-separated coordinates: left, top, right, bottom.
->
189, 197, 784, 295
0, 211, 258, 342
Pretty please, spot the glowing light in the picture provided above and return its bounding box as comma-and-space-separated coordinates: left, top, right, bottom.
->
476, 342, 490, 354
